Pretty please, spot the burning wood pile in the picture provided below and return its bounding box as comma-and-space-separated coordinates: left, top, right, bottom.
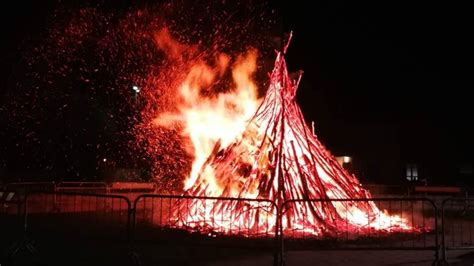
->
166, 35, 411, 236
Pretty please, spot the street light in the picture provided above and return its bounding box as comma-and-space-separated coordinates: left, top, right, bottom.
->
132, 85, 140, 93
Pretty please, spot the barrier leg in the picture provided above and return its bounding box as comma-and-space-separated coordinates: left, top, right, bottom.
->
7, 232, 40, 262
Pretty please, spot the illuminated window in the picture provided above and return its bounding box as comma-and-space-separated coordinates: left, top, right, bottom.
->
406, 164, 418, 181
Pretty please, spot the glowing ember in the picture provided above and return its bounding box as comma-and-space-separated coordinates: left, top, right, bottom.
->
154, 32, 413, 237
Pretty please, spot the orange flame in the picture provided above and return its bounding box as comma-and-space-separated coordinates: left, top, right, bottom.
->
154, 31, 261, 195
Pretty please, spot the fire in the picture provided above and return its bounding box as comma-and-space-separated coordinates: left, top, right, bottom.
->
179, 51, 260, 192
156, 48, 261, 194
153, 30, 413, 237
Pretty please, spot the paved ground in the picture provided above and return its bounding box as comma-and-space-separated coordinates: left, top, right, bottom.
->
5, 248, 472, 266
210, 250, 474, 266
3, 228, 474, 266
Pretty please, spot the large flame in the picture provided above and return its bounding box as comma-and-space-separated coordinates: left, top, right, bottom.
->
154, 30, 413, 236
156, 48, 261, 195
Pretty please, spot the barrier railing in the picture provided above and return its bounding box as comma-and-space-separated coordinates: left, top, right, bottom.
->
24, 191, 131, 235
110, 182, 157, 193
132, 194, 279, 265
11, 191, 132, 265
279, 198, 439, 265
1, 189, 457, 265
441, 197, 474, 263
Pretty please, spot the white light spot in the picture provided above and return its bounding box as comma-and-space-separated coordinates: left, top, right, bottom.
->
343, 156, 351, 163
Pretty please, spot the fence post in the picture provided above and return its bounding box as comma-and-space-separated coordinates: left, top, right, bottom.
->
279, 202, 285, 266
127, 204, 132, 245
273, 203, 281, 266
440, 199, 448, 264
23, 192, 29, 234
129, 195, 141, 266
429, 198, 440, 265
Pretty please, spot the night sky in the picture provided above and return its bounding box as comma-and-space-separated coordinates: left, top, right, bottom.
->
281, 1, 473, 184
1, 0, 473, 185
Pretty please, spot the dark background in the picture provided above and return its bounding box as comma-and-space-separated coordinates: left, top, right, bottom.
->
1, 0, 472, 185
280, 1, 473, 185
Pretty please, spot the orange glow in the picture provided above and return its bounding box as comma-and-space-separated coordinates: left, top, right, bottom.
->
153, 30, 413, 236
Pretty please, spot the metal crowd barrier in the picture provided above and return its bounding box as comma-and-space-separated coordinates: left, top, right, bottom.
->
132, 194, 279, 265
1, 189, 454, 266
11, 191, 133, 265
279, 198, 439, 265
441, 197, 474, 263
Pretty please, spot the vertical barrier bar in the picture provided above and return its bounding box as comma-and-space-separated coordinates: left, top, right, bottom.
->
441, 198, 448, 263
275, 203, 281, 266
434, 201, 439, 263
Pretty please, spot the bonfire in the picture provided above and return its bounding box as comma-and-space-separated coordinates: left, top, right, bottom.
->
158, 33, 410, 237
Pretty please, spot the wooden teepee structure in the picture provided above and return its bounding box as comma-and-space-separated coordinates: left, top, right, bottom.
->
177, 36, 406, 236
